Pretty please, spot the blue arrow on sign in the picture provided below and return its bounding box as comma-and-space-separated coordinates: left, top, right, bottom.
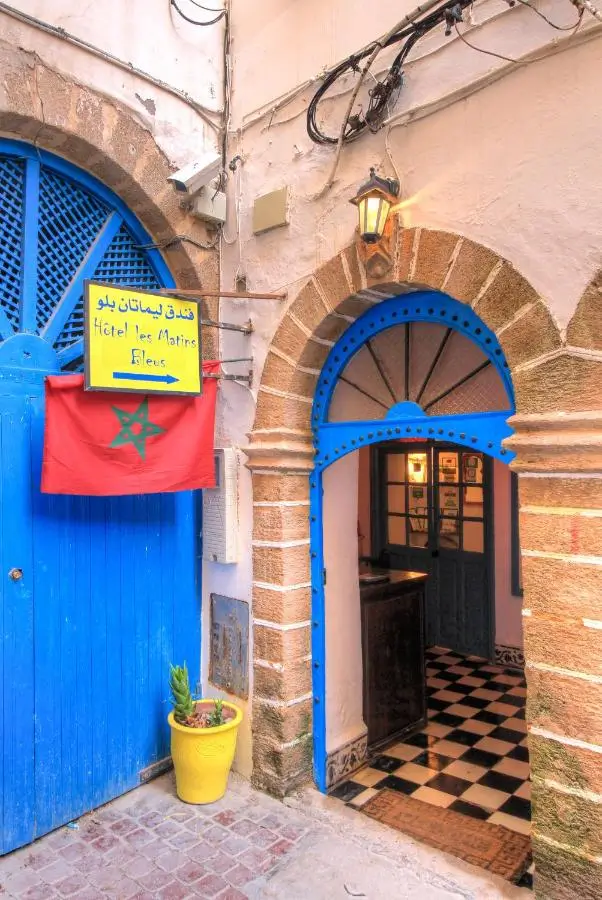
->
112, 372, 180, 385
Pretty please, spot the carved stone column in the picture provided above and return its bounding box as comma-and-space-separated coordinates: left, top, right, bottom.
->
245, 429, 315, 797
506, 411, 602, 899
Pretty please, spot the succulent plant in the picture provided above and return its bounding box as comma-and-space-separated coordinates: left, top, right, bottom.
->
209, 699, 225, 727
169, 663, 194, 724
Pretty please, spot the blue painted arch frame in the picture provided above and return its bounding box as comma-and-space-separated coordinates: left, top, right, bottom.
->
0, 137, 174, 289
308, 291, 517, 792
0, 138, 175, 370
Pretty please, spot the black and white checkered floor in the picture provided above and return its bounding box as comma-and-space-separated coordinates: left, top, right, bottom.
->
331, 647, 533, 889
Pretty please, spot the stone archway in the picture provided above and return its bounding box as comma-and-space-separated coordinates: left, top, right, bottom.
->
247, 223, 602, 899
0, 43, 219, 356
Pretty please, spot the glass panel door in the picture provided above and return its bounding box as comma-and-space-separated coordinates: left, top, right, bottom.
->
374, 442, 492, 657
384, 447, 432, 554
434, 449, 485, 555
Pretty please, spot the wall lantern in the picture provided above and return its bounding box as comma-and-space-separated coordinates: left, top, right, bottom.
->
350, 167, 400, 244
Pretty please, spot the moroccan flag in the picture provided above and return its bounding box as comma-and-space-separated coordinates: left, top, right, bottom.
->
41, 362, 219, 496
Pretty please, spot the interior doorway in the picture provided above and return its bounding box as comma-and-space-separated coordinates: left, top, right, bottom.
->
309, 289, 531, 886
371, 442, 493, 659
323, 439, 531, 886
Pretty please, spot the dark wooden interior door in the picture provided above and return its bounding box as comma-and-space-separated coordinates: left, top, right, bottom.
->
372, 443, 493, 658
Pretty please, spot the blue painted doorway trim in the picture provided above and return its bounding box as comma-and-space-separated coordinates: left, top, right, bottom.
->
308, 291, 516, 792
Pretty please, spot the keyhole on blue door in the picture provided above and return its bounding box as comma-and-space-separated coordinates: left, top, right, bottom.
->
8, 568, 23, 581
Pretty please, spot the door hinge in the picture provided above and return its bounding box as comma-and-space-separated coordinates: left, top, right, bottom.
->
323, 568, 327, 585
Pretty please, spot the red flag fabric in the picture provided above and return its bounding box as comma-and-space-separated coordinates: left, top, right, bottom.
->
41, 362, 219, 496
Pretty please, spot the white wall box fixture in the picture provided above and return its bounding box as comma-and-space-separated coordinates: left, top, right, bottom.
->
189, 188, 227, 225
202, 448, 239, 563
252, 187, 289, 234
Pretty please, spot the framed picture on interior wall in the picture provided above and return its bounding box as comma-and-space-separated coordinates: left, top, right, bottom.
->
440, 455, 457, 483
464, 454, 483, 502
440, 486, 458, 513
463, 455, 480, 482
440, 514, 459, 535
409, 513, 428, 532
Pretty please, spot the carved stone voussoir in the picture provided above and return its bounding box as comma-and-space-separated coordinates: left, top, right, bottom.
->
505, 411, 602, 473
245, 429, 315, 473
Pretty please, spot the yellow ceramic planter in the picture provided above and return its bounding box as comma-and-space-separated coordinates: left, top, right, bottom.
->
168, 701, 242, 804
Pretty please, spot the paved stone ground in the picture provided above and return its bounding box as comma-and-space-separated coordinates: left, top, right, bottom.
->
0, 772, 530, 899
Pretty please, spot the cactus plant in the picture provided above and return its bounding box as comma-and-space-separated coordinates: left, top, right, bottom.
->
169, 663, 229, 728
169, 663, 194, 724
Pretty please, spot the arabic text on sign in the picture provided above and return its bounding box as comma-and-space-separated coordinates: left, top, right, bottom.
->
85, 283, 201, 394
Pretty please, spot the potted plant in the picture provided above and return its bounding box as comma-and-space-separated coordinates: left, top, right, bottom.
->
168, 663, 242, 804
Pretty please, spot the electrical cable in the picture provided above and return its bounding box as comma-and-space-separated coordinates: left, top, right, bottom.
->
170, 0, 226, 26
381, 18, 601, 136
572, 0, 602, 21
306, 0, 474, 147
513, 0, 584, 30
135, 233, 220, 251
241, 4, 503, 133
306, 0, 593, 153
187, 0, 225, 10
453, 22, 517, 62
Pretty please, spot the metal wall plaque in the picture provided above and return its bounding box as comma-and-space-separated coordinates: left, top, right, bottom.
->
209, 594, 249, 699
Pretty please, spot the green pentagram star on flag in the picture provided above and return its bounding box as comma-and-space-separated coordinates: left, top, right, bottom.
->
109, 398, 165, 460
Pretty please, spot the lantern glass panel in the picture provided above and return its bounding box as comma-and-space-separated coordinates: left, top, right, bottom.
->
359, 193, 391, 241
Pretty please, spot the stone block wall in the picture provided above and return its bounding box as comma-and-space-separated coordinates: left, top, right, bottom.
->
0, 42, 220, 358
247, 223, 602, 899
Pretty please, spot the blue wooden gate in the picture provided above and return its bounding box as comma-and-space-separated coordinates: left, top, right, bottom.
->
0, 141, 201, 854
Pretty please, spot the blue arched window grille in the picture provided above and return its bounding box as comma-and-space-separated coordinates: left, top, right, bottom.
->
0, 139, 174, 373
308, 290, 517, 792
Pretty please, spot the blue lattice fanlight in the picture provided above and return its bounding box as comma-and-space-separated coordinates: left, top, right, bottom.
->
0, 140, 174, 374
310, 292, 516, 466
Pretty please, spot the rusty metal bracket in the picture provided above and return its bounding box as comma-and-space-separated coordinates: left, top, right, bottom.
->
202, 318, 253, 335
206, 358, 253, 385
159, 288, 286, 301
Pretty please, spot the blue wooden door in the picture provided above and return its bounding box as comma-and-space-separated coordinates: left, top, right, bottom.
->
0, 142, 201, 854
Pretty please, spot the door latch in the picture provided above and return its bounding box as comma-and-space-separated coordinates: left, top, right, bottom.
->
8, 568, 23, 581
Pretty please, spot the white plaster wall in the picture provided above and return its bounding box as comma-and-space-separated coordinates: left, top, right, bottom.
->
201, 448, 254, 778
201, 376, 257, 778
1, 0, 224, 164
210, 2, 602, 773
223, 1, 601, 327
323, 452, 365, 753
358, 447, 372, 559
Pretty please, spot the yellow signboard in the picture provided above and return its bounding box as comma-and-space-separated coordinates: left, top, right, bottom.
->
84, 281, 201, 394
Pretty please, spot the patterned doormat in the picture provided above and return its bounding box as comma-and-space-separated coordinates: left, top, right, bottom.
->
362, 789, 531, 882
